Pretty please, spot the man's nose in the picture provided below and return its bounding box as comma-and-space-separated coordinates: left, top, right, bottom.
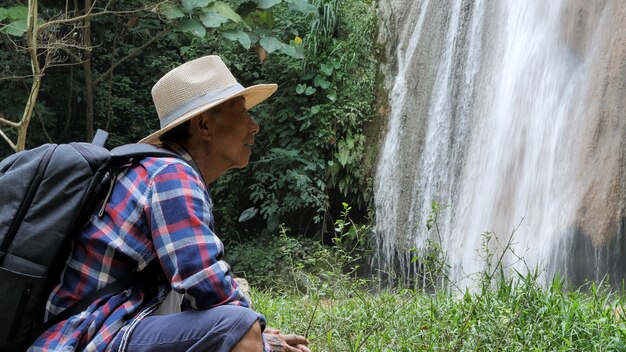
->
249, 116, 260, 135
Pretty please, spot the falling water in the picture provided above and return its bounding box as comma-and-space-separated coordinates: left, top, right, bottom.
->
374, 0, 626, 288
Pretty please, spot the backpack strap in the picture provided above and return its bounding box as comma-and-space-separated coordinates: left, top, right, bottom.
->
91, 129, 109, 147
111, 143, 203, 178
92, 129, 183, 166
110, 143, 180, 160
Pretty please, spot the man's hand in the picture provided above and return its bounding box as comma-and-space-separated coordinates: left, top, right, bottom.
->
263, 329, 310, 352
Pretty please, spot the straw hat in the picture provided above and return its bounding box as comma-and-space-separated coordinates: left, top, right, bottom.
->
140, 55, 278, 144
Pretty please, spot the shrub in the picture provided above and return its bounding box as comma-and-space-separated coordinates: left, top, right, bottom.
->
227, 202, 373, 294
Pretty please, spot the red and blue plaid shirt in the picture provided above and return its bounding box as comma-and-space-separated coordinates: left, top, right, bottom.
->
29, 144, 264, 351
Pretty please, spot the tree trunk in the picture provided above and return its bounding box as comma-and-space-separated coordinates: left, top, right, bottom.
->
16, 0, 42, 151
83, 0, 94, 141
0, 0, 42, 152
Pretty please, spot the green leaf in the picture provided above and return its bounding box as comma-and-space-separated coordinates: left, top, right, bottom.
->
295, 84, 306, 94
161, 4, 185, 19
238, 207, 259, 222
257, 0, 282, 9
266, 214, 280, 232
304, 86, 316, 95
259, 36, 282, 54
200, 11, 228, 27
279, 43, 305, 59
300, 72, 315, 80
175, 18, 206, 37
247, 31, 260, 44
286, 0, 318, 15
320, 63, 333, 76
181, 0, 211, 11
6, 6, 28, 20
210, 1, 242, 23
222, 30, 251, 49
313, 74, 322, 87
337, 149, 349, 166
2, 19, 28, 37
327, 91, 337, 102
0, 8, 8, 22
221, 29, 238, 40
313, 74, 330, 89
255, 10, 275, 28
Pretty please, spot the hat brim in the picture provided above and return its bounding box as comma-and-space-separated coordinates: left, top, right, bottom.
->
139, 83, 278, 144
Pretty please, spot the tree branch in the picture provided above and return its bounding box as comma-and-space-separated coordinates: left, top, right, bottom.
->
0, 115, 22, 128
16, 0, 44, 151
39, 4, 162, 31
0, 128, 17, 152
83, 0, 95, 140
94, 29, 169, 85
39, 0, 98, 31
38, 113, 53, 143
0, 75, 36, 81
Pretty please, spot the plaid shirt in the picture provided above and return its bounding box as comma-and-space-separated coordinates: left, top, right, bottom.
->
29, 144, 265, 351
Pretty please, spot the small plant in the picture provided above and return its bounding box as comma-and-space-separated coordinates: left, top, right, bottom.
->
331, 202, 370, 276
410, 200, 451, 292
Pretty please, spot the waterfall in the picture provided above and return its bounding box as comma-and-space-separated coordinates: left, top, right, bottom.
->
373, 0, 434, 283
374, 0, 626, 288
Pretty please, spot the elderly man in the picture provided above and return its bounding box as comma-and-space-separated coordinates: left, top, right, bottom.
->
30, 56, 310, 352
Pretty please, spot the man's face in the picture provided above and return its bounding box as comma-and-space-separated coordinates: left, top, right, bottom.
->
208, 97, 260, 169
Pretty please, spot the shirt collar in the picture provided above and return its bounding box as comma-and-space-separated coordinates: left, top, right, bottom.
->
160, 141, 205, 184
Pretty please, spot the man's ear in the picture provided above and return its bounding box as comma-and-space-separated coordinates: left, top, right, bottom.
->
192, 111, 213, 141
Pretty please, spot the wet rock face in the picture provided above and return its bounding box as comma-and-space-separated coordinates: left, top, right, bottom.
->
569, 1, 626, 249
374, 0, 626, 287
375, 0, 454, 253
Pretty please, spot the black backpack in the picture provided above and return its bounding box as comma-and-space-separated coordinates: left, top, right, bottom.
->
0, 130, 178, 351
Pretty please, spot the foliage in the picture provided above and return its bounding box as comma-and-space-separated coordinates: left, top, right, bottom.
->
0, 0, 314, 152
254, 275, 626, 351
249, 214, 626, 351
0, 1, 305, 55
314, 0, 378, 207
227, 226, 331, 289
330, 202, 370, 275
159, 0, 308, 58
410, 200, 452, 292
227, 202, 372, 293
0, 0, 380, 242
207, 0, 379, 236
0, 5, 28, 37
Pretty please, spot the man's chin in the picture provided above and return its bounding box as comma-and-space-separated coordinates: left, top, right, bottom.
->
232, 159, 250, 169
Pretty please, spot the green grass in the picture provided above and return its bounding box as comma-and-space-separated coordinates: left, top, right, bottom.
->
231, 209, 626, 351
252, 274, 626, 351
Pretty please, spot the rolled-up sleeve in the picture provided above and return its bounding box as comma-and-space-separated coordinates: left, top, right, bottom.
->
145, 160, 248, 310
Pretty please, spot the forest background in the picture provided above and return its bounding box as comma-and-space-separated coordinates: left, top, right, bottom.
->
0, 0, 380, 248
3, 1, 626, 350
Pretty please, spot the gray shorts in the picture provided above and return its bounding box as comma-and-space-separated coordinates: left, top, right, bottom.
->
113, 305, 260, 352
